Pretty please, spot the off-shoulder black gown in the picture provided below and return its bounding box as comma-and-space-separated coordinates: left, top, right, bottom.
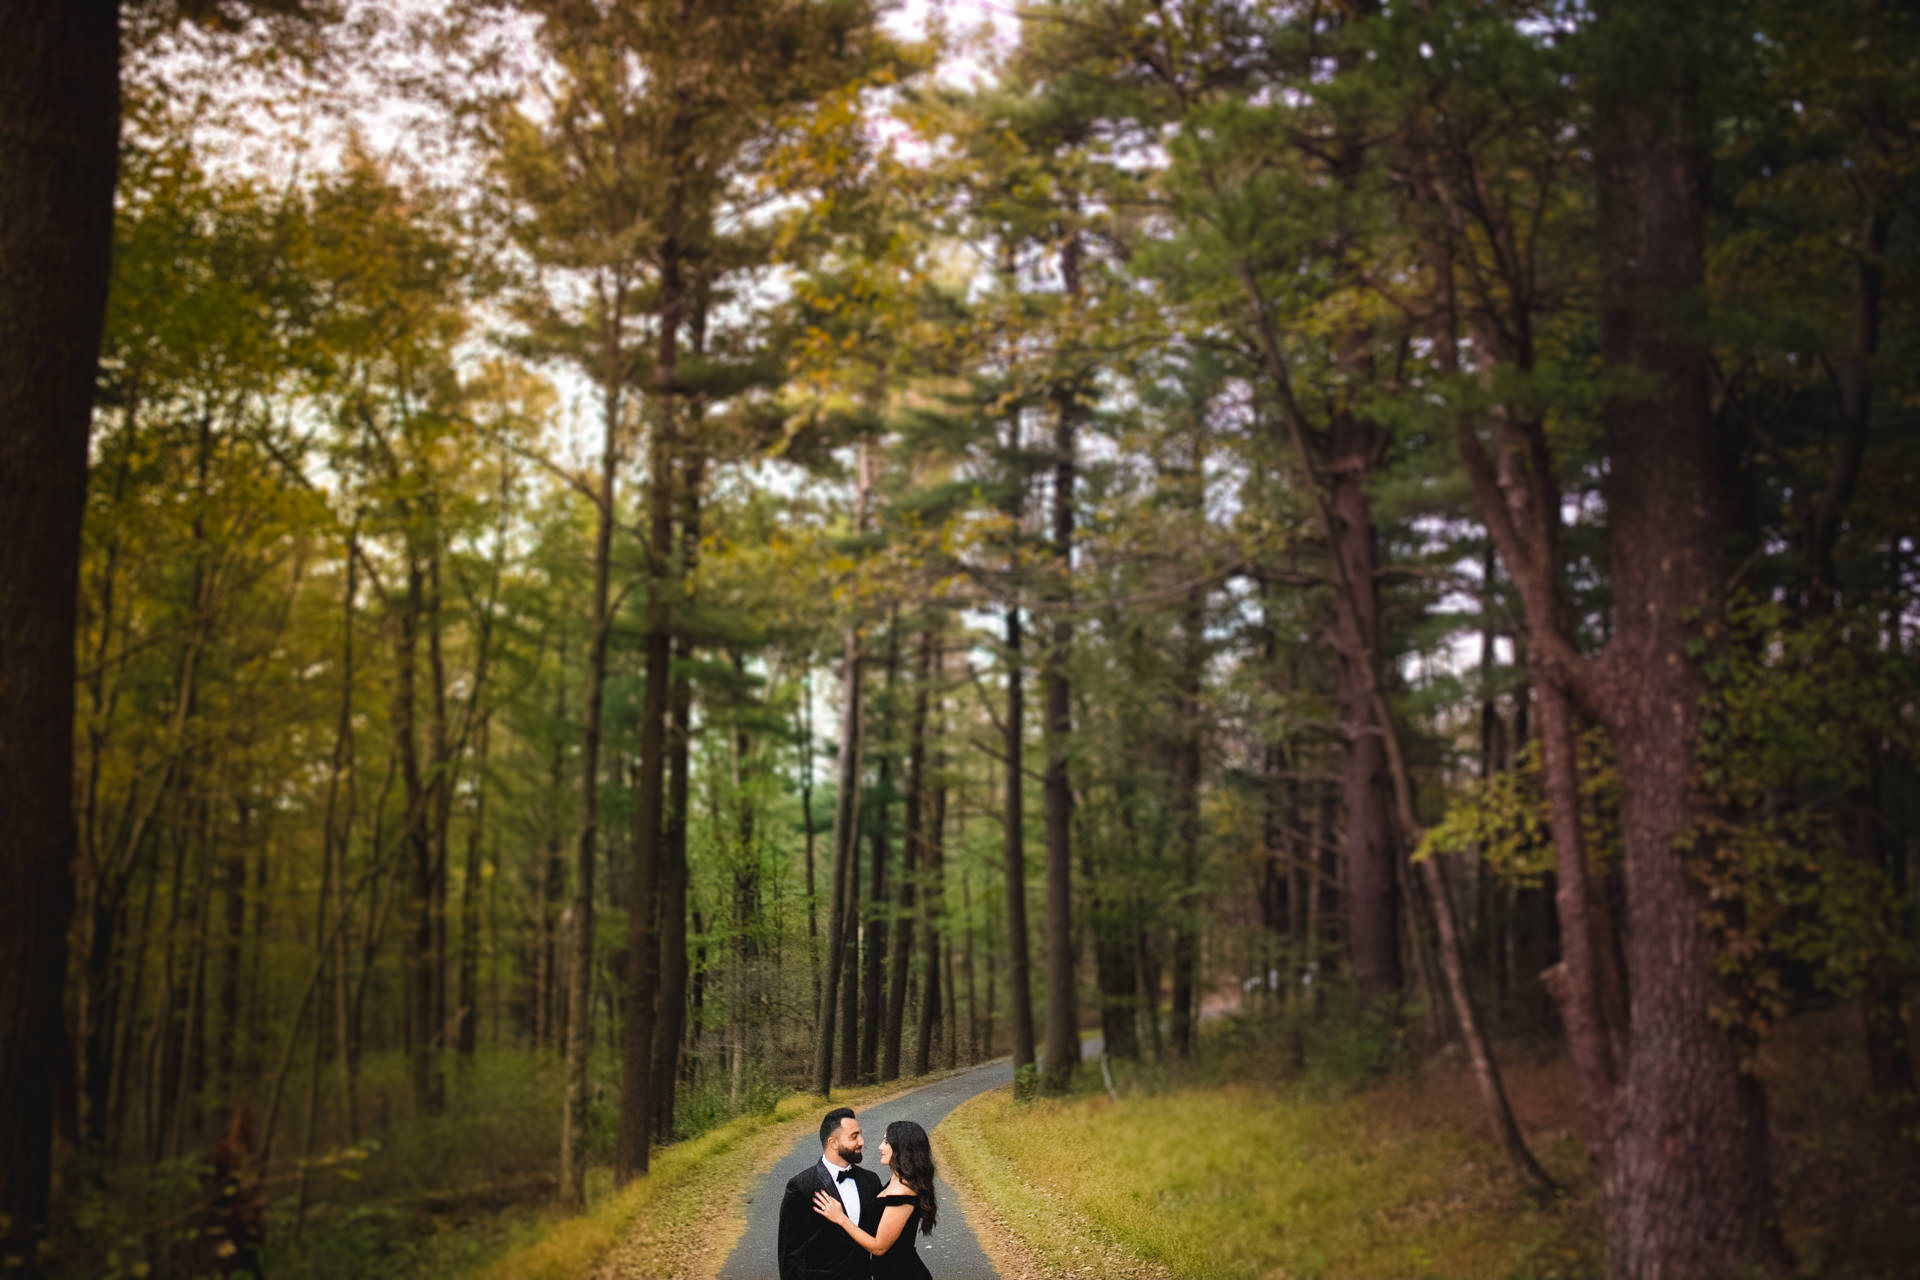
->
869, 1191, 931, 1280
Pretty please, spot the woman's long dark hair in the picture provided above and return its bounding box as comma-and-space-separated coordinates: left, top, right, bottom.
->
884, 1120, 938, 1235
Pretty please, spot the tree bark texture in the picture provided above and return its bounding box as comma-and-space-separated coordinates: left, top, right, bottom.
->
0, 3, 119, 1247
1324, 416, 1401, 1004
1593, 10, 1784, 1269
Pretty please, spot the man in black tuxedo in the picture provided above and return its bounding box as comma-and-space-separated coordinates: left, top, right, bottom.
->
778, 1107, 884, 1280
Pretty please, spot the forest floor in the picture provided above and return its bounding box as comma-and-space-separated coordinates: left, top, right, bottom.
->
264, 1005, 1918, 1279
932, 1005, 1920, 1280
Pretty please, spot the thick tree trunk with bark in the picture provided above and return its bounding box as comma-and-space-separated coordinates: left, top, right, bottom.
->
619, 234, 684, 1181
1593, 15, 1783, 1268
1324, 417, 1401, 1004
0, 6, 117, 1255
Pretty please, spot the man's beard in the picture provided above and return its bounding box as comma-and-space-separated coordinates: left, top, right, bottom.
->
841, 1148, 863, 1164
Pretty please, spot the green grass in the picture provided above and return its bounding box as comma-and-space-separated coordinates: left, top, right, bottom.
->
939, 1069, 1599, 1280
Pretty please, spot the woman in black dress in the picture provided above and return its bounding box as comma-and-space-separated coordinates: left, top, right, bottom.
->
811, 1118, 939, 1279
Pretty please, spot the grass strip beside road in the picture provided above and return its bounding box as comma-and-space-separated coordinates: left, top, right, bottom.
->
936, 1076, 1599, 1280
479, 1077, 953, 1280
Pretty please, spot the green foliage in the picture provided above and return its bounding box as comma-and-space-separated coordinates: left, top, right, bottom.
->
1687, 595, 1920, 1046
1296, 990, 1418, 1098
1427, 588, 1920, 1050
1419, 732, 1620, 888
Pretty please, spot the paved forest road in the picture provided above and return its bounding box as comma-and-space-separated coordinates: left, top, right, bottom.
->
714, 1053, 1028, 1280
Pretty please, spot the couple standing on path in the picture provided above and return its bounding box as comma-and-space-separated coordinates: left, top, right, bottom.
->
777, 1107, 938, 1280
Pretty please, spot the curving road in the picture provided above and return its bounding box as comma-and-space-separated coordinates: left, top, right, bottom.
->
714, 1058, 1017, 1280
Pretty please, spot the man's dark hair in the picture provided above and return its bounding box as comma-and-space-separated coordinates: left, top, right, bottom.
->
819, 1107, 856, 1148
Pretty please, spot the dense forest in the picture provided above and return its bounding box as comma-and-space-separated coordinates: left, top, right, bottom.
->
1, 1, 1916, 1278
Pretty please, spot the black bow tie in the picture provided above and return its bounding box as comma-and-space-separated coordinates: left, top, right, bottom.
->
836, 1169, 855, 1183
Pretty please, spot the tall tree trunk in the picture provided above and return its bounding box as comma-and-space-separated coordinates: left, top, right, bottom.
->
424, 547, 452, 1109
539, 647, 567, 1055
1041, 360, 1080, 1093
562, 296, 625, 1206
860, 620, 899, 1083
618, 245, 681, 1180
392, 550, 437, 1117
811, 623, 866, 1094
838, 817, 861, 1088
1592, 10, 1784, 1269
800, 666, 821, 1018
998, 391, 1039, 1078
943, 937, 960, 1068
1417, 847, 1557, 1192
1169, 579, 1205, 1057
884, 630, 931, 1082
728, 657, 758, 1105
325, 537, 361, 1138
1324, 417, 1401, 1004
984, 906, 998, 1060
914, 727, 947, 1078
458, 713, 489, 1057
217, 804, 248, 1104
962, 872, 981, 1061
811, 446, 873, 1095
652, 450, 704, 1142
1001, 599, 1037, 1075
1041, 228, 1085, 1092
0, 3, 117, 1262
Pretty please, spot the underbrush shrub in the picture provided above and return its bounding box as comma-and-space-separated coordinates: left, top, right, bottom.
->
1012, 1061, 1040, 1102
260, 1049, 573, 1280
1298, 986, 1414, 1095
670, 1068, 786, 1141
